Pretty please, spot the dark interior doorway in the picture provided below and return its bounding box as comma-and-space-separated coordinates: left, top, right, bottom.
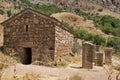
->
23, 48, 32, 65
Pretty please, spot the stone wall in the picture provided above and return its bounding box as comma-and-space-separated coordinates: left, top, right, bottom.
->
3, 10, 56, 63
55, 25, 73, 60
3, 9, 73, 64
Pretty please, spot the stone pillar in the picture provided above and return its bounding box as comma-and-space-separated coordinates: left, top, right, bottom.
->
104, 48, 113, 65
96, 45, 100, 52
92, 45, 96, 62
82, 42, 94, 69
95, 52, 103, 66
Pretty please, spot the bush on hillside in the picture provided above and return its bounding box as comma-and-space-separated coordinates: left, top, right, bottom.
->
0, 9, 4, 15
107, 37, 120, 52
94, 15, 120, 36
74, 8, 120, 37
21, 0, 61, 16
62, 22, 106, 45
7, 10, 12, 17
98, 8, 103, 12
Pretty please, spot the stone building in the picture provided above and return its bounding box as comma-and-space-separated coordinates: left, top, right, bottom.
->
1, 8, 73, 64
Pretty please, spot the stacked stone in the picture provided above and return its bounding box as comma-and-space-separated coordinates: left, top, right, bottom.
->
104, 48, 113, 65
2, 9, 74, 64
82, 42, 94, 69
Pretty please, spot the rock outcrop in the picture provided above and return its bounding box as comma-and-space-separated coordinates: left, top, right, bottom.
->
90, 0, 120, 13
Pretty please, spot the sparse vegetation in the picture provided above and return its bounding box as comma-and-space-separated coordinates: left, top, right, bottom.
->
73, 8, 120, 52
74, 8, 120, 37
21, 0, 61, 16
2, 73, 42, 80
62, 22, 106, 45
93, 15, 120, 36
98, 8, 103, 12
107, 37, 120, 52
72, 41, 81, 54
0, 9, 4, 15
7, 10, 12, 17
0, 52, 17, 79
56, 59, 68, 67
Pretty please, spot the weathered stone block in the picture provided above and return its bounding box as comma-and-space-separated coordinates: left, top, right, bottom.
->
104, 48, 113, 65
95, 52, 103, 66
82, 42, 94, 69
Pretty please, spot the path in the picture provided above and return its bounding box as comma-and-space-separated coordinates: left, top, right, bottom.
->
1, 64, 117, 80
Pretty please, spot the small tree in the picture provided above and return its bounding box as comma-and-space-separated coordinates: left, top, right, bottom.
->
7, 10, 12, 17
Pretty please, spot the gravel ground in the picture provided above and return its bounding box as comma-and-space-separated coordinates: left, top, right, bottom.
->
1, 64, 117, 80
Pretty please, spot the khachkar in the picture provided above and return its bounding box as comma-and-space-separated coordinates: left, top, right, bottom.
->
95, 52, 103, 66
104, 48, 113, 65
82, 42, 95, 69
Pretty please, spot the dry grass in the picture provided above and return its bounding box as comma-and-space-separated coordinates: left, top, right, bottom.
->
51, 12, 94, 28
55, 54, 82, 68
51, 12, 110, 38
78, 1, 120, 19
0, 25, 3, 46
69, 75, 84, 80
0, 52, 17, 79
2, 74, 83, 80
1, 73, 41, 80
63, 54, 82, 64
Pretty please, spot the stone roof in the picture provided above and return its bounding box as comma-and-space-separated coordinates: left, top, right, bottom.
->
1, 8, 73, 34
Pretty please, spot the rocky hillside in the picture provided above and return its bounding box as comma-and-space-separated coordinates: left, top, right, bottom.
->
85, 0, 120, 13
32, 0, 120, 13
51, 12, 111, 38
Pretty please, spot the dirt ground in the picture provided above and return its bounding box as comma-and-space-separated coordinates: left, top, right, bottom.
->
1, 63, 117, 80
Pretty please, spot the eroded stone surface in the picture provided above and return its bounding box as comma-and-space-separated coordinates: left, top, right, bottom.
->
82, 42, 94, 69
104, 48, 113, 65
95, 52, 103, 66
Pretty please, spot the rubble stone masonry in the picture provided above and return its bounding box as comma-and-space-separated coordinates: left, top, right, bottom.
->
2, 8, 73, 64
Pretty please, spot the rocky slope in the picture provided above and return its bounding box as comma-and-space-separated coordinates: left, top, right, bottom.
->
40, 0, 120, 13
86, 0, 120, 13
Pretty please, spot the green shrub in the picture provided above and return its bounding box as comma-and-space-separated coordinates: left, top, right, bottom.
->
62, 21, 74, 31
21, 0, 61, 16
33, 4, 61, 16
0, 9, 4, 15
62, 22, 106, 45
107, 37, 120, 52
7, 10, 12, 17
94, 15, 120, 36
98, 8, 103, 12
74, 7, 120, 37
92, 35, 106, 45
112, 28, 120, 37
